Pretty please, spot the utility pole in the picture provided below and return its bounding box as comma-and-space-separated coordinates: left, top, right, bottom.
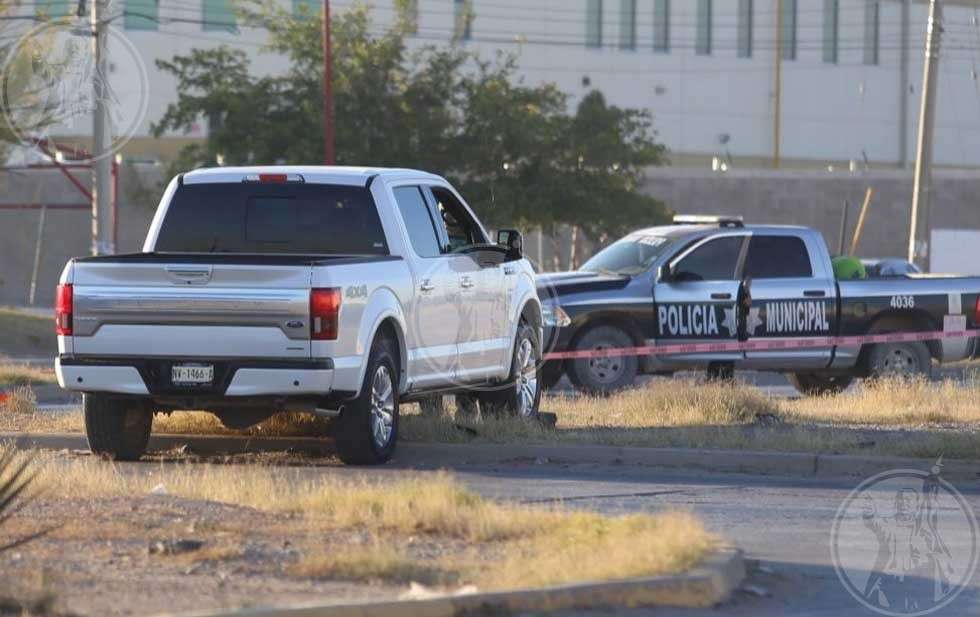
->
91, 0, 113, 255
322, 0, 335, 165
773, 0, 782, 169
898, 0, 910, 168
908, 0, 942, 268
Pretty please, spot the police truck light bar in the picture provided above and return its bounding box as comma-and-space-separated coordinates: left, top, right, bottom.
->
672, 215, 744, 228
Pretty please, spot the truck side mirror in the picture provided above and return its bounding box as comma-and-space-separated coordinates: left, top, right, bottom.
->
497, 229, 523, 261
657, 263, 672, 282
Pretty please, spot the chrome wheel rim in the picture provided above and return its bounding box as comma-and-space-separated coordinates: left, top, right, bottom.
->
588, 342, 623, 383
515, 336, 539, 417
370, 365, 395, 449
881, 347, 919, 376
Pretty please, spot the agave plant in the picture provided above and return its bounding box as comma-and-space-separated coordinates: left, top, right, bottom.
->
0, 447, 46, 553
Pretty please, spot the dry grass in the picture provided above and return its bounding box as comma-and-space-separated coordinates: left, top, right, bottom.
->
784, 377, 980, 427
487, 510, 715, 589
2, 445, 716, 592
290, 542, 445, 584
6, 378, 980, 459
0, 385, 37, 417
34, 458, 545, 543
171, 543, 245, 565
399, 378, 980, 460
153, 411, 330, 437
0, 364, 56, 388
404, 381, 774, 444
0, 307, 56, 357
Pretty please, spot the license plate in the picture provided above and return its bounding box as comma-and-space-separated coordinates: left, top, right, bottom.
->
171, 364, 214, 386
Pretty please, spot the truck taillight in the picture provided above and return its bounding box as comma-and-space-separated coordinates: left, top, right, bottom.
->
242, 173, 305, 184
55, 283, 73, 336
975, 296, 980, 326
310, 288, 341, 341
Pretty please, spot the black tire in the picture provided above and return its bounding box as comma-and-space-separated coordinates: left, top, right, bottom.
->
479, 321, 542, 418
417, 395, 446, 417
787, 373, 854, 396
566, 325, 638, 395
867, 342, 932, 379
540, 360, 563, 390
706, 362, 735, 382
334, 335, 399, 465
84, 394, 152, 461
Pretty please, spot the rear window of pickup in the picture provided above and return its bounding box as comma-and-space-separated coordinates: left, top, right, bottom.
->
154, 183, 388, 255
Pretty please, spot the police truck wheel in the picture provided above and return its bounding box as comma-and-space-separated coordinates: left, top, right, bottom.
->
787, 373, 854, 396
84, 394, 152, 461
479, 321, 542, 418
334, 335, 399, 465
868, 342, 932, 379
567, 325, 638, 395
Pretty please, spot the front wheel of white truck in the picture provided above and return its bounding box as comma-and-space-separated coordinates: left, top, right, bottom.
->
334, 334, 400, 465
84, 394, 152, 461
479, 320, 542, 418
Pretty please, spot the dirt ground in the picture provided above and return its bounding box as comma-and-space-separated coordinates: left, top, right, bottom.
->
0, 449, 714, 617
1, 492, 409, 617
1, 449, 441, 616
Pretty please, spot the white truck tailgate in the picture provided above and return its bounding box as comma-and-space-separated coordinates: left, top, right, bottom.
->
70, 260, 312, 358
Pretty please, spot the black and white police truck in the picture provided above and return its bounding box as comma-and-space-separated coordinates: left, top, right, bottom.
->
539, 216, 980, 395
55, 167, 542, 464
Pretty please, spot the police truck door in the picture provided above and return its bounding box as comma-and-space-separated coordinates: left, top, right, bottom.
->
653, 233, 748, 365
741, 233, 837, 369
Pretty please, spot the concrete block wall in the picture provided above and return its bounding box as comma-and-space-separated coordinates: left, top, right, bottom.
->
0, 166, 164, 306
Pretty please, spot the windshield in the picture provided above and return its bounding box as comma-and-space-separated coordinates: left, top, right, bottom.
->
155, 182, 388, 255
580, 234, 672, 275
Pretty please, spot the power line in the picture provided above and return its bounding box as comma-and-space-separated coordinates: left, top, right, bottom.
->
84, 9, 980, 55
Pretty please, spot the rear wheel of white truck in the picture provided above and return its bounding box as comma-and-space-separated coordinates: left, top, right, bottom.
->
334, 335, 399, 465
84, 394, 152, 461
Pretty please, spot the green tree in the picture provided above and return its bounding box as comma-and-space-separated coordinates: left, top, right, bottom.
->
0, 11, 64, 159
152, 2, 670, 247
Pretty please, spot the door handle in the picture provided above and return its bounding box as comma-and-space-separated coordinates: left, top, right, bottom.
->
460, 276, 475, 289
711, 292, 732, 300
420, 280, 435, 292
803, 290, 826, 298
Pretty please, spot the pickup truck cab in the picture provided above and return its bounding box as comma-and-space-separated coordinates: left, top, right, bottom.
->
540, 216, 979, 395
56, 166, 542, 464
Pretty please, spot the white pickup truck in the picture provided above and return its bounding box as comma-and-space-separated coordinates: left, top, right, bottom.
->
55, 167, 542, 464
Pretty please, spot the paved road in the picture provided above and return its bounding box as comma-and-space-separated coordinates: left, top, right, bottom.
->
434, 462, 980, 616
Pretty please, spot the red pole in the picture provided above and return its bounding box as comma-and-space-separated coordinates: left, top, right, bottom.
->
322, 0, 335, 165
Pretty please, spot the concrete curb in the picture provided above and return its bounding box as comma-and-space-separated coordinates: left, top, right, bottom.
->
157, 549, 744, 617
1, 432, 976, 482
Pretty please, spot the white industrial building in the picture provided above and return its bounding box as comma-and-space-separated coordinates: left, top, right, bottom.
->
5, 0, 980, 169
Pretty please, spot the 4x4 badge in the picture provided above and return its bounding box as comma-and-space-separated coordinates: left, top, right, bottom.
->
346, 285, 368, 299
